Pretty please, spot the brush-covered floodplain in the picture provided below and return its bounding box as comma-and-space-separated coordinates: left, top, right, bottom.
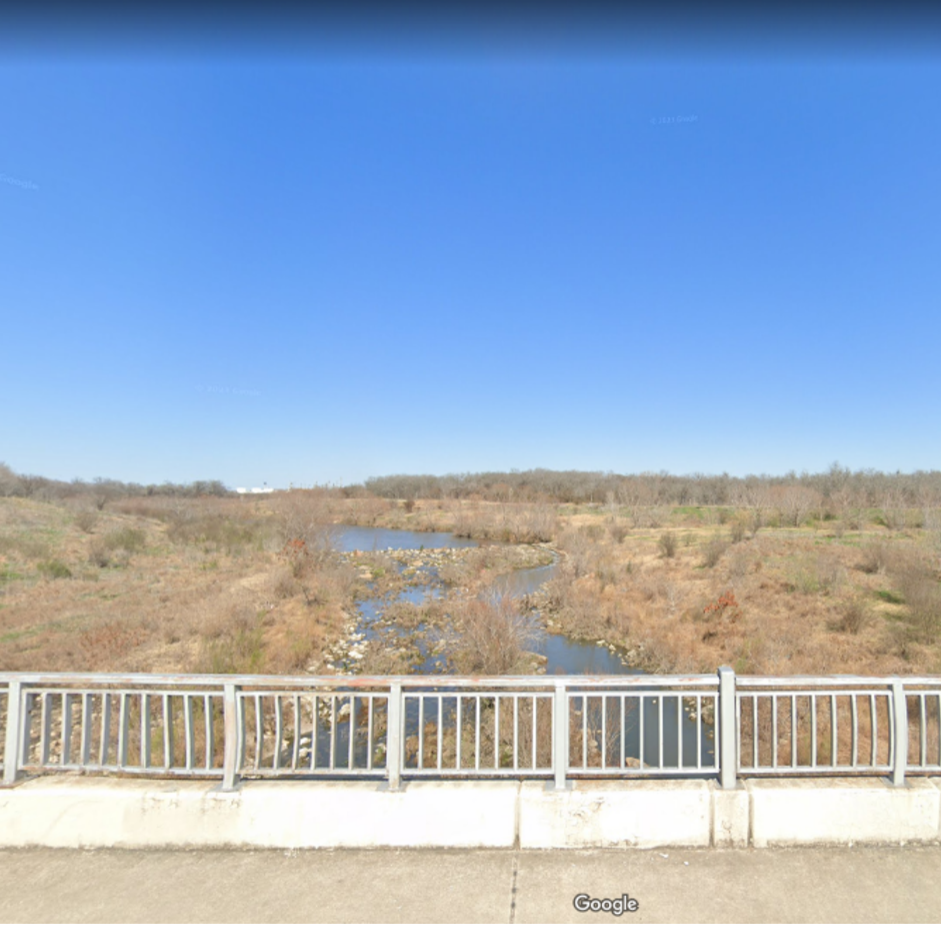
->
0, 478, 939, 681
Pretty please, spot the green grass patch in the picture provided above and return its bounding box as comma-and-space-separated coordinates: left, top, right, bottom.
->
876, 589, 906, 605
37, 559, 72, 579
103, 527, 147, 553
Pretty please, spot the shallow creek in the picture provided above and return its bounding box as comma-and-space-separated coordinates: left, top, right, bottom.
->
330, 524, 629, 675
322, 525, 715, 770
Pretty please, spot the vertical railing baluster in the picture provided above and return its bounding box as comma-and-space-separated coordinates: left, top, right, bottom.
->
676, 696, 682, 770
62, 693, 73, 766
366, 695, 374, 772
162, 694, 173, 769
851, 695, 858, 768
475, 696, 481, 771
273, 695, 283, 772
253, 695, 263, 771
620, 695, 626, 770
553, 683, 568, 789
40, 692, 53, 766
751, 695, 758, 770
513, 695, 518, 771
639, 695, 645, 770
532, 696, 538, 771
695, 696, 701, 770
309, 695, 317, 772
348, 696, 356, 771
936, 694, 942, 767
184, 695, 194, 771
771, 696, 778, 769
791, 695, 797, 768
811, 695, 817, 768
386, 683, 402, 789
204, 695, 213, 770
493, 695, 500, 769
291, 696, 300, 771
919, 694, 927, 768
2, 680, 22, 785
830, 694, 837, 768
581, 694, 587, 770
437, 696, 443, 771
869, 694, 877, 769
80, 693, 93, 767
139, 693, 149, 768
658, 696, 664, 769
456, 696, 463, 770
99, 693, 112, 767
328, 695, 337, 771
117, 693, 130, 767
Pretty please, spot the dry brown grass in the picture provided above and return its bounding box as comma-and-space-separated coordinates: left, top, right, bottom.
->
0, 495, 939, 681
0, 495, 354, 676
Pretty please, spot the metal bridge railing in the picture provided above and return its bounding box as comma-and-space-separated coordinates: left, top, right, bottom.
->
0, 670, 939, 790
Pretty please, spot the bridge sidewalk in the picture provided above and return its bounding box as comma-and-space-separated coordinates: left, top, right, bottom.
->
0, 845, 938, 923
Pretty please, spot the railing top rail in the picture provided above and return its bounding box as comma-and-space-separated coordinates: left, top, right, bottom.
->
0, 671, 719, 688
735, 675, 942, 688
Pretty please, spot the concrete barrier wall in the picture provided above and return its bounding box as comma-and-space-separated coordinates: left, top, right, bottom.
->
0, 776, 938, 850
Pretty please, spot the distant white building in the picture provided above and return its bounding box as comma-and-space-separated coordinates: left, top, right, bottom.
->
235, 485, 275, 495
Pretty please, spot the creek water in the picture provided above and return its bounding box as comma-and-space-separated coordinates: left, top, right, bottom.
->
336, 525, 627, 676
325, 525, 715, 770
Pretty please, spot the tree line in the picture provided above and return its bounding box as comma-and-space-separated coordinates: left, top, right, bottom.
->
358, 465, 941, 511
0, 462, 228, 507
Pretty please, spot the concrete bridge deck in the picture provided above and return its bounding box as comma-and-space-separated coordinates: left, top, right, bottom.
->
0, 845, 938, 923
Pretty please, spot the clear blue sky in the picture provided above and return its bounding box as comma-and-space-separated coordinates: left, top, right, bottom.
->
1, 6, 939, 488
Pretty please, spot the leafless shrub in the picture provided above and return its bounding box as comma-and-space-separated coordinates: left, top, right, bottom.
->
274, 570, 297, 599
608, 521, 629, 544
858, 541, 891, 574
74, 510, 98, 534
657, 532, 677, 558
88, 539, 110, 568
892, 561, 941, 645
662, 581, 686, 618
786, 557, 820, 594
815, 552, 846, 594
273, 491, 336, 559
836, 599, 871, 634
595, 564, 618, 591
447, 595, 539, 675
559, 530, 594, 579
104, 527, 146, 553
581, 523, 604, 542
701, 536, 728, 568
728, 547, 750, 581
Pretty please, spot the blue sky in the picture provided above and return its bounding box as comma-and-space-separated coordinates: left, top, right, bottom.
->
1, 8, 939, 488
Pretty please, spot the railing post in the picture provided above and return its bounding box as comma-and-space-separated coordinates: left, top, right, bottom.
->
553, 682, 569, 790
718, 666, 737, 790
386, 683, 402, 790
220, 683, 239, 791
2, 680, 22, 786
890, 678, 907, 787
